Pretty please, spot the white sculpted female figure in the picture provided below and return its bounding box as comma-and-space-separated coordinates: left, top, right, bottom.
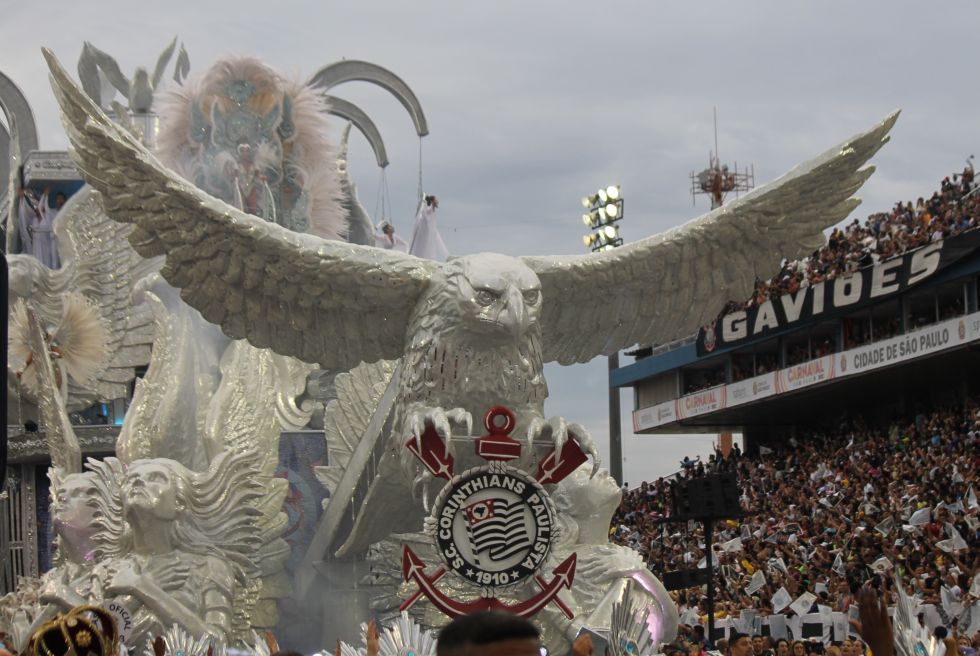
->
6, 453, 268, 648
10, 460, 125, 649
103, 452, 263, 647
546, 467, 678, 647
41, 462, 125, 610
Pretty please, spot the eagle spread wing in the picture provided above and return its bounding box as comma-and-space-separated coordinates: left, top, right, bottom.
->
46, 48, 436, 372
523, 111, 899, 365
50, 46, 897, 373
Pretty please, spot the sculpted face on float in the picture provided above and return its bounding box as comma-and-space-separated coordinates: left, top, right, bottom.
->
551, 466, 625, 547
52, 473, 99, 540
121, 462, 180, 521
452, 254, 542, 343
562, 467, 621, 521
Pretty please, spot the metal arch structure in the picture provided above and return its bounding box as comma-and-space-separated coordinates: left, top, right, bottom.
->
324, 95, 390, 168
0, 71, 39, 187
309, 60, 429, 137
310, 60, 429, 172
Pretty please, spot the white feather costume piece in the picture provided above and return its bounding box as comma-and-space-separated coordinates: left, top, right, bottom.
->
154, 56, 347, 239
8, 293, 106, 400
8, 300, 32, 380
608, 580, 658, 656
337, 612, 437, 656
52, 292, 107, 385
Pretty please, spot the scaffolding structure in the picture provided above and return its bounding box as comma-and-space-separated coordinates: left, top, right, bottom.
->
689, 109, 755, 209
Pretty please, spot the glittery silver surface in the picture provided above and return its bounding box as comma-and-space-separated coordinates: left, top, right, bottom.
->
2, 451, 284, 650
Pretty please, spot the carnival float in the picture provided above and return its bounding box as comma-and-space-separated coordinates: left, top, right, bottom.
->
0, 38, 902, 655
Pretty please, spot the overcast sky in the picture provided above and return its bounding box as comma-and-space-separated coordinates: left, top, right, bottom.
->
4, 1, 980, 482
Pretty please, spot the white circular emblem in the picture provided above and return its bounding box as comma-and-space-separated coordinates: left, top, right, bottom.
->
431, 464, 556, 589
103, 600, 134, 643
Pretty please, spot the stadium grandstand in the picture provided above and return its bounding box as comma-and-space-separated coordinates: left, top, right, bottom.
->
616, 164, 980, 444
610, 166, 980, 646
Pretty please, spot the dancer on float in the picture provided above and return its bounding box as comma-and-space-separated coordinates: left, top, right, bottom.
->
32, 188, 62, 269
375, 220, 409, 252
409, 194, 448, 261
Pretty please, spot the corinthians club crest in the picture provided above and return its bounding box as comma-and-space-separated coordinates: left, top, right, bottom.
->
400, 406, 588, 619
701, 320, 718, 353
434, 464, 554, 588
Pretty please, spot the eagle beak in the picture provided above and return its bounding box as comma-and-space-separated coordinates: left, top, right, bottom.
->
502, 287, 529, 337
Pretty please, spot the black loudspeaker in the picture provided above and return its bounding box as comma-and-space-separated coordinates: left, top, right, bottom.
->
662, 568, 710, 591
670, 472, 741, 520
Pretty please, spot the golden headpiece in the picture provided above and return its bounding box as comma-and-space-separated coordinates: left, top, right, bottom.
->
27, 605, 119, 656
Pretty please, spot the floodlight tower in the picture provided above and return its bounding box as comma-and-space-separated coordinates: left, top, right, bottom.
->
581, 185, 624, 252
580, 184, 625, 485
690, 108, 754, 209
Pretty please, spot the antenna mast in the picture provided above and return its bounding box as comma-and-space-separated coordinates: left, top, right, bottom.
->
691, 109, 755, 209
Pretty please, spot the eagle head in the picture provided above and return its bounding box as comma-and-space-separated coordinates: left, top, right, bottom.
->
444, 253, 542, 345
402, 253, 548, 410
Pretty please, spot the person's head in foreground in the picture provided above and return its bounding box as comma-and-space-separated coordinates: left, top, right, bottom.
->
436, 612, 540, 656
729, 633, 753, 656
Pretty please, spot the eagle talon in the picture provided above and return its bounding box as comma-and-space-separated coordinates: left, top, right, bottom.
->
528, 416, 601, 477
405, 406, 472, 460
445, 407, 473, 437
412, 469, 434, 511
568, 421, 601, 477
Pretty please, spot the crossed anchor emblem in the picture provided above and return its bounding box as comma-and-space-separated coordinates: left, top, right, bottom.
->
401, 406, 589, 619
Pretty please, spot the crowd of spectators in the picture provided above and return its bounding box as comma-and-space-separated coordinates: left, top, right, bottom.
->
611, 401, 980, 639
718, 164, 980, 316
673, 165, 980, 395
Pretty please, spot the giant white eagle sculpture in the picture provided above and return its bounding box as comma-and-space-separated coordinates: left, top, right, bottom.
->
45, 47, 896, 544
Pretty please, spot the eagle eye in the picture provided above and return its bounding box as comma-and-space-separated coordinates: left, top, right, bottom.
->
475, 289, 498, 307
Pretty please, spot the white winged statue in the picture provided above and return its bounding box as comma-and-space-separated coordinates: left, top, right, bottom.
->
7, 184, 155, 413
45, 45, 896, 552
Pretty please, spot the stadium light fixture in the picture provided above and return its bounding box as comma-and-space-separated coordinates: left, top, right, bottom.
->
580, 184, 623, 253
575, 184, 627, 493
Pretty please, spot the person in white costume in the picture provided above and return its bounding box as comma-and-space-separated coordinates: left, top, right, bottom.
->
408, 194, 448, 261
32, 188, 62, 269
16, 188, 35, 255
374, 220, 409, 252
